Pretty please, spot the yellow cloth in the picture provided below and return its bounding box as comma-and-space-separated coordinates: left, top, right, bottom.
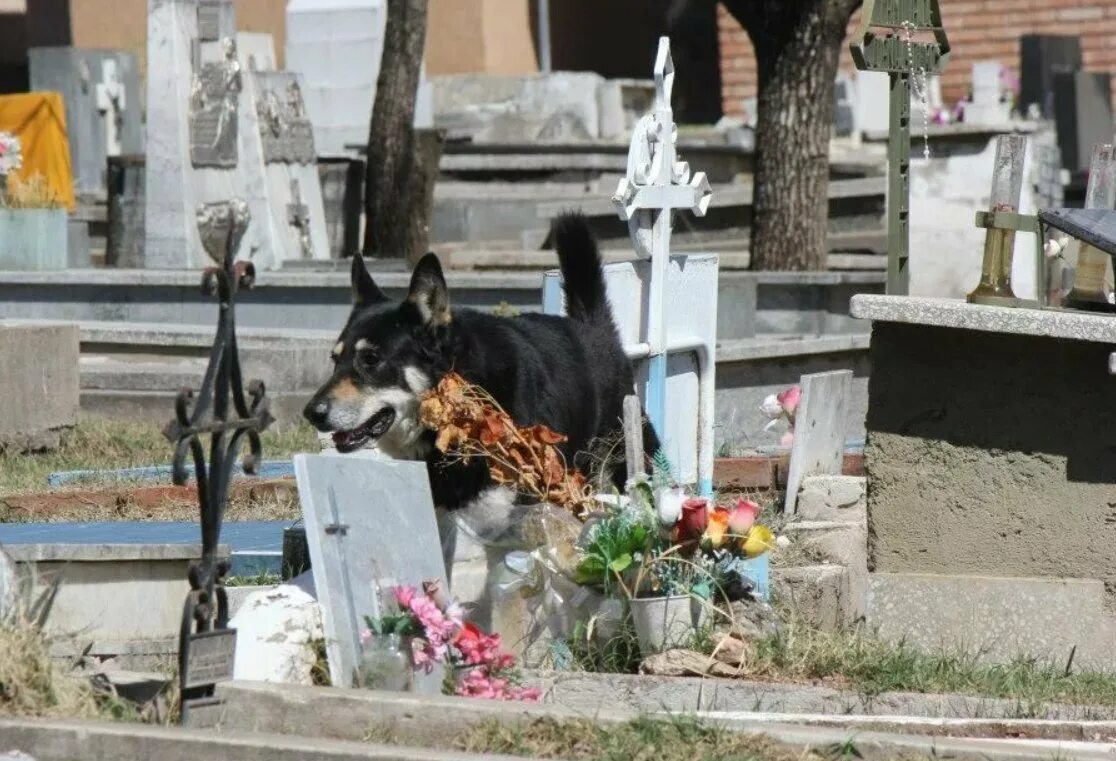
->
0, 92, 75, 210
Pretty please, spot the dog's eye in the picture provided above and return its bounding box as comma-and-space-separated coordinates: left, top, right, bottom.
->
355, 349, 379, 372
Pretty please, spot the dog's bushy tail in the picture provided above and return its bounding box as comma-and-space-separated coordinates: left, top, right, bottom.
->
553, 212, 609, 324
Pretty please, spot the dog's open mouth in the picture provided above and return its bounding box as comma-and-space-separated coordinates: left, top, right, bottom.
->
331, 408, 395, 453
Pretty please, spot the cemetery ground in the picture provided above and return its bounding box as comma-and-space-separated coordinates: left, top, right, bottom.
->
11, 419, 1116, 759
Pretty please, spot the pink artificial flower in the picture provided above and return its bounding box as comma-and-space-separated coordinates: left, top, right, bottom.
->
359, 627, 373, 646
727, 498, 760, 535
776, 386, 801, 419
677, 497, 709, 540
511, 686, 542, 701
393, 585, 416, 609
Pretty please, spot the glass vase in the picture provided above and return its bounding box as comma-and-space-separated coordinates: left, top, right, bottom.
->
358, 633, 413, 691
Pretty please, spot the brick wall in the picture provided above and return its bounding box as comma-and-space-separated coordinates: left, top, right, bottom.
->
718, 0, 1116, 120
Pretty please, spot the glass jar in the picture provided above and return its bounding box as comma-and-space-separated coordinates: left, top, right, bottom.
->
358, 633, 413, 691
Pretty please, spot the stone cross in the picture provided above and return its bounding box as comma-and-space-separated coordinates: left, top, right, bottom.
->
611, 36, 712, 446
94, 58, 126, 156
287, 178, 313, 258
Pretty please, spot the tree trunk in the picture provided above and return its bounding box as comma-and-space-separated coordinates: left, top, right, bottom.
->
724, 0, 861, 271
363, 0, 429, 260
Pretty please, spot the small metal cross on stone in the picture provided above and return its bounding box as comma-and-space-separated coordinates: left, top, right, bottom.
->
611, 36, 712, 447
94, 58, 126, 156
287, 178, 314, 258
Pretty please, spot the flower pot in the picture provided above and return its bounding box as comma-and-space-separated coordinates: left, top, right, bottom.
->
358, 633, 413, 691
0, 207, 67, 270
630, 594, 706, 656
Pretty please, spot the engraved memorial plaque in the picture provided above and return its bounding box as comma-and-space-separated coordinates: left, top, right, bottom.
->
181, 628, 237, 689
190, 39, 241, 168
255, 72, 316, 164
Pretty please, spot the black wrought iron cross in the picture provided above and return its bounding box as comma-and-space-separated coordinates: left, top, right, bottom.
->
165, 199, 274, 720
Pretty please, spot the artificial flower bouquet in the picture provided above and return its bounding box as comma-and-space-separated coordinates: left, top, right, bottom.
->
0, 132, 21, 180
361, 580, 540, 702
574, 475, 774, 606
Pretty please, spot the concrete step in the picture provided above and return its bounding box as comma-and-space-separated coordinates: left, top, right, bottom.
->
80, 356, 209, 391
0, 718, 520, 761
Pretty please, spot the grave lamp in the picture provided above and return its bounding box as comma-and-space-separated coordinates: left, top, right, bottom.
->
965, 135, 1042, 308
1039, 206, 1116, 312
1041, 144, 1116, 313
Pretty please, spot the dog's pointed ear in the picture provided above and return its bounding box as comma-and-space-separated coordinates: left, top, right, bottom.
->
351, 252, 387, 306
407, 253, 451, 327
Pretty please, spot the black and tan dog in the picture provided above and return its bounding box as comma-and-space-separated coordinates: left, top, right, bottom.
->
303, 213, 654, 511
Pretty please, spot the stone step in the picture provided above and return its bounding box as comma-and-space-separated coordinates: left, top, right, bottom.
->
201, 682, 1116, 761
868, 572, 1116, 672
0, 718, 518, 761
80, 356, 209, 391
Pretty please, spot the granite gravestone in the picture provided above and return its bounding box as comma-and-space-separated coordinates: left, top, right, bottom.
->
1054, 70, 1114, 174
294, 452, 448, 693
1020, 35, 1082, 120
28, 48, 142, 197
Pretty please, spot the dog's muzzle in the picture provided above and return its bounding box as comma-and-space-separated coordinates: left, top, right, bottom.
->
302, 397, 396, 453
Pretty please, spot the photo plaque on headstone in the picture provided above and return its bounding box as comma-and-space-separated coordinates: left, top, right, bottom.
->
256, 75, 316, 165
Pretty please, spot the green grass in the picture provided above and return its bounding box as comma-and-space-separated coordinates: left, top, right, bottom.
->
749, 618, 1116, 712
560, 601, 1116, 714
224, 569, 283, 587
0, 417, 320, 496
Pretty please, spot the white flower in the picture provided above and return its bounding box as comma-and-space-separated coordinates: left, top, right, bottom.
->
760, 393, 784, 420
775, 535, 791, 548
655, 486, 685, 526
0, 132, 22, 176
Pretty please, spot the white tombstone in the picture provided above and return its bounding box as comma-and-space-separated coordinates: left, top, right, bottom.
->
543, 37, 717, 494
294, 451, 447, 693
964, 60, 1013, 126
145, 0, 243, 267
145, 0, 329, 269
241, 69, 332, 268
783, 370, 853, 514
286, 0, 433, 156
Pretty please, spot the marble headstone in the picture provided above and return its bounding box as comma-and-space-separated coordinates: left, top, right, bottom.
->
294, 451, 447, 693
144, 0, 240, 267
286, 0, 432, 155
28, 47, 142, 197
243, 69, 330, 268
145, 0, 329, 269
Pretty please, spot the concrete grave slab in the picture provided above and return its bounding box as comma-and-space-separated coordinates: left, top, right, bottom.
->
0, 321, 78, 451
294, 452, 447, 691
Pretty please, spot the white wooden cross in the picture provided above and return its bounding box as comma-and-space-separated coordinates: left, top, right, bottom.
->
611, 37, 712, 454
94, 59, 126, 156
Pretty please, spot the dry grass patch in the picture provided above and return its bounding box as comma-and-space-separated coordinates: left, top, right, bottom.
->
369, 716, 824, 761
0, 417, 319, 496
0, 612, 98, 719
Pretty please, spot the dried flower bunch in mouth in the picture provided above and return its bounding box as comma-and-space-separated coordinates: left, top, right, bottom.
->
418, 372, 596, 518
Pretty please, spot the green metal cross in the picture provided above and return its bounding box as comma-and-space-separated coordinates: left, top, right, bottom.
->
851, 0, 950, 295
